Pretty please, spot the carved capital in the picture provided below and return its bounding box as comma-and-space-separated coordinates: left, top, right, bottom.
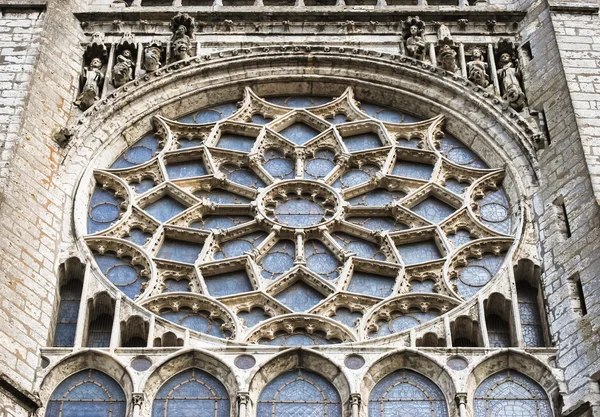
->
455, 392, 468, 406
350, 393, 362, 406
133, 393, 145, 406
237, 392, 250, 405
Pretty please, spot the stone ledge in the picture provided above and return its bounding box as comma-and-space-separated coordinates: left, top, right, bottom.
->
549, 0, 599, 13
0, 372, 41, 411
0, 0, 45, 7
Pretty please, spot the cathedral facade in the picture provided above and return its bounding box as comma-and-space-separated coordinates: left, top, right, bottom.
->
1, 0, 600, 415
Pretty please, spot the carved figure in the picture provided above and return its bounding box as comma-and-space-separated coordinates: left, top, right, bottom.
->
76, 57, 105, 110
112, 49, 133, 87
497, 52, 525, 110
406, 24, 426, 59
467, 47, 490, 88
144, 40, 163, 72
437, 44, 459, 73
171, 25, 191, 62
437, 23, 452, 43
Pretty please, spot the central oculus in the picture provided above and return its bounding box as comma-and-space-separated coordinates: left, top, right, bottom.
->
259, 180, 341, 229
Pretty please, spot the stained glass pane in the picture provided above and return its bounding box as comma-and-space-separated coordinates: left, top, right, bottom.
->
190, 215, 253, 230
370, 308, 440, 338
267, 96, 330, 107
220, 164, 266, 188
305, 240, 340, 280
360, 103, 421, 123
474, 371, 552, 417
410, 279, 436, 293
152, 368, 230, 417
132, 178, 155, 194
88, 186, 123, 234
347, 216, 409, 231
517, 283, 545, 347
259, 240, 295, 280
411, 197, 456, 223
347, 188, 406, 206
369, 369, 448, 417
204, 270, 253, 297
111, 132, 160, 169
54, 281, 82, 347
274, 282, 325, 312
444, 178, 469, 194
263, 149, 295, 179
216, 133, 256, 152
478, 189, 512, 235
257, 369, 342, 417
157, 239, 204, 264
238, 307, 271, 328
333, 164, 379, 189
215, 231, 267, 259
124, 228, 152, 246
396, 240, 443, 265
86, 314, 112, 347
252, 114, 273, 124
178, 102, 237, 124
347, 272, 395, 298
438, 133, 488, 169
166, 160, 207, 180
325, 114, 348, 124
455, 254, 505, 299
304, 149, 335, 179
160, 307, 227, 338
333, 232, 385, 261
144, 196, 188, 222
178, 137, 204, 149
193, 189, 252, 204
330, 307, 362, 328
46, 370, 126, 417
279, 122, 320, 145
94, 253, 147, 299
392, 161, 433, 180
343, 132, 383, 152
163, 278, 191, 293
447, 229, 474, 248
261, 332, 334, 346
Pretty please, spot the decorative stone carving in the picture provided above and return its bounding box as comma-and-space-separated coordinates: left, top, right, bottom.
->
438, 44, 459, 73
467, 46, 491, 89
497, 51, 526, 111
76, 32, 107, 111
143, 39, 163, 72
112, 32, 136, 88
170, 13, 195, 62
403, 17, 426, 60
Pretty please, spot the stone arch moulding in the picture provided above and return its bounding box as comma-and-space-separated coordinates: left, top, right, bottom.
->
36, 349, 135, 416
360, 348, 458, 416
139, 348, 240, 416
465, 349, 563, 416
246, 347, 352, 415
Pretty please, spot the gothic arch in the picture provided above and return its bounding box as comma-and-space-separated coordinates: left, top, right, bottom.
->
247, 348, 352, 415
466, 349, 562, 415
360, 349, 458, 416
140, 348, 239, 416
37, 350, 134, 415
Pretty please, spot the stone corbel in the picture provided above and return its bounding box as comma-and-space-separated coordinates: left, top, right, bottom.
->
132, 393, 145, 417
350, 393, 361, 417
237, 391, 250, 417
455, 392, 468, 417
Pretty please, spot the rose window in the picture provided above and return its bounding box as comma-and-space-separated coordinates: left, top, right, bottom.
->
84, 87, 516, 345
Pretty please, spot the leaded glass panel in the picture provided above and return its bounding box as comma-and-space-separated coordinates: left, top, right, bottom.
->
166, 160, 207, 179
279, 122, 320, 145
369, 308, 440, 337
263, 149, 295, 179
347, 272, 395, 298
238, 307, 271, 328
477, 189, 512, 235
53, 280, 82, 347
111, 132, 161, 169
88, 186, 123, 234
304, 149, 336, 179
274, 282, 325, 312
159, 307, 228, 338
455, 254, 505, 299
220, 164, 266, 188
333, 164, 380, 189
330, 307, 362, 328
259, 240, 295, 280
190, 215, 253, 230
411, 197, 456, 223
392, 161, 433, 180
333, 233, 386, 261
193, 189, 252, 204
204, 270, 253, 297
305, 240, 340, 280
144, 195, 188, 222
396, 240, 443, 265
347, 216, 409, 232
157, 239, 204, 264
215, 231, 267, 259
216, 133, 256, 152
517, 283, 545, 347
343, 132, 383, 152
94, 253, 147, 299
347, 188, 406, 206
438, 133, 488, 169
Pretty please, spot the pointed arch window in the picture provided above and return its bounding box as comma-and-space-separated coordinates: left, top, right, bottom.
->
152, 368, 230, 417
257, 369, 342, 417
368, 369, 448, 417
45, 369, 126, 417
474, 370, 552, 417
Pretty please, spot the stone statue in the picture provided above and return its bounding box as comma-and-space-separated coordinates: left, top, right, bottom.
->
437, 23, 452, 43
497, 52, 525, 110
467, 47, 490, 88
143, 40, 163, 72
76, 57, 105, 110
437, 44, 459, 73
171, 24, 191, 62
406, 24, 425, 59
112, 48, 133, 87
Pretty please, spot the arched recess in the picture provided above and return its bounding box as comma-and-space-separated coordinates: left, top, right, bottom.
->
247, 348, 351, 416
466, 350, 561, 416
140, 348, 239, 417
360, 349, 457, 417
37, 350, 134, 416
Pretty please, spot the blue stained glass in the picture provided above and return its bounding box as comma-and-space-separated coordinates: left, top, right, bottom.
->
397, 137, 421, 148
94, 254, 146, 299
371, 308, 440, 337
263, 149, 295, 179
216, 133, 256, 153
160, 307, 227, 338
157, 238, 204, 264
166, 160, 207, 179
190, 215, 253, 230
410, 279, 436, 293
447, 229, 474, 248
267, 96, 331, 107
478, 189, 512, 235
347, 216, 409, 232
411, 197, 456, 223
305, 240, 340, 280
439, 133, 488, 169
455, 254, 505, 298
360, 103, 421, 124
54, 281, 82, 347
252, 114, 273, 124
178, 102, 238, 124
343, 132, 383, 152
204, 270, 253, 297
46, 370, 126, 417
474, 371, 552, 417
220, 164, 266, 188
304, 149, 335, 179
487, 314, 511, 347
111, 132, 160, 169
132, 178, 155, 194
333, 164, 379, 189
163, 278, 191, 292
144, 196, 188, 222
396, 240, 443, 265
330, 307, 362, 328
348, 188, 406, 206
332, 232, 386, 261
444, 178, 469, 194
259, 240, 295, 280
279, 122, 320, 145
274, 282, 324, 312
178, 138, 204, 149
325, 114, 348, 124
239, 307, 271, 328
124, 228, 152, 246
261, 332, 334, 346
152, 368, 230, 417
194, 189, 251, 204
517, 283, 545, 347
369, 369, 448, 417
392, 161, 434, 180
257, 369, 342, 417
273, 198, 327, 227
347, 272, 395, 298
87, 186, 123, 234
215, 231, 267, 259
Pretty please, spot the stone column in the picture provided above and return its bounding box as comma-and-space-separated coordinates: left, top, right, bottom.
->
455, 393, 468, 417
238, 392, 250, 417
351, 393, 361, 417
132, 393, 144, 417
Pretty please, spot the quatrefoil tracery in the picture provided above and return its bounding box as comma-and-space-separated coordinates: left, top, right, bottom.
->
84, 87, 516, 344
